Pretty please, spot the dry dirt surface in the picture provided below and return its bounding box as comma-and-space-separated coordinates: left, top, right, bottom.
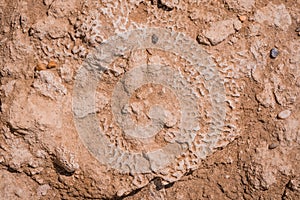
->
0, 0, 300, 199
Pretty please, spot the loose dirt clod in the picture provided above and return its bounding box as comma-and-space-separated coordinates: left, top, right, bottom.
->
35, 63, 47, 71
47, 61, 58, 69
239, 15, 247, 22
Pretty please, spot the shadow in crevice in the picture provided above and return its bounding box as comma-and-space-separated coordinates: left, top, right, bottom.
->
153, 177, 174, 191
108, 187, 143, 200
151, 0, 174, 11
105, 177, 176, 200
52, 161, 75, 176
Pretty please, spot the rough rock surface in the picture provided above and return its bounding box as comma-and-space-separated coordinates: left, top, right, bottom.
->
0, 0, 299, 199
254, 3, 292, 31
225, 0, 255, 12
202, 18, 242, 45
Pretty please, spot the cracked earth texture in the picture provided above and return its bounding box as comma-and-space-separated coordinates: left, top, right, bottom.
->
0, 0, 299, 199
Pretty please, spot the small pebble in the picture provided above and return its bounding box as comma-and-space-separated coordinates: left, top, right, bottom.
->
270, 48, 279, 59
277, 109, 291, 119
47, 60, 58, 69
268, 143, 278, 149
35, 63, 47, 71
295, 27, 300, 32
151, 34, 159, 44
239, 15, 247, 22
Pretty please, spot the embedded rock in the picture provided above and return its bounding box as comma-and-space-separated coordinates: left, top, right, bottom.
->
203, 19, 242, 45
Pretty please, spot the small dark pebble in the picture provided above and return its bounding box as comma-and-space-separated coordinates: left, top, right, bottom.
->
268, 143, 278, 149
270, 48, 279, 59
151, 34, 159, 44
295, 27, 300, 32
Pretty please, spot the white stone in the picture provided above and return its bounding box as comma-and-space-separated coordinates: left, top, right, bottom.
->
278, 110, 291, 119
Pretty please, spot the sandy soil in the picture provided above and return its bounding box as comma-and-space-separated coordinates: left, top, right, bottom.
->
0, 0, 299, 199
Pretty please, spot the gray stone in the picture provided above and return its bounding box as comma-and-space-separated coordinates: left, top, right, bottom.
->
270, 48, 279, 58
151, 34, 159, 44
